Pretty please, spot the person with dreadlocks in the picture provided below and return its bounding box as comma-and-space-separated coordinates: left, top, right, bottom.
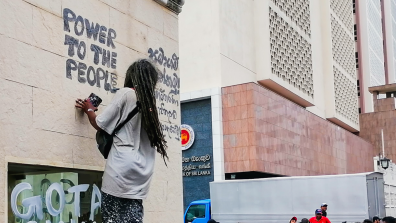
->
75, 59, 168, 223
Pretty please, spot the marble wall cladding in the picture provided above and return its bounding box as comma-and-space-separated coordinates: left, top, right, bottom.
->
222, 83, 374, 176
360, 97, 396, 162
373, 97, 396, 112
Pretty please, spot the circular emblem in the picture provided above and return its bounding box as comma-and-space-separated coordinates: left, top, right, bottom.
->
181, 124, 195, 151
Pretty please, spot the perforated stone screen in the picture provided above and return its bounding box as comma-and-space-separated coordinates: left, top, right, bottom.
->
366, 0, 385, 87
330, 0, 358, 127
330, 0, 354, 34
331, 15, 356, 80
334, 66, 359, 125
269, 7, 314, 98
270, 0, 311, 37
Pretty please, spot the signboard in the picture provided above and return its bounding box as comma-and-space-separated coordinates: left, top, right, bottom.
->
181, 124, 194, 150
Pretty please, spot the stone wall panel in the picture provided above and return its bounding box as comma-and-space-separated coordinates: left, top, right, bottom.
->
129, 0, 165, 32
164, 11, 179, 41
0, 35, 64, 93
24, 0, 62, 16
0, 0, 33, 44
32, 88, 96, 138
61, 0, 110, 29
1, 0, 182, 222
110, 8, 149, 54
32, 7, 65, 56
0, 79, 32, 126
100, 0, 130, 15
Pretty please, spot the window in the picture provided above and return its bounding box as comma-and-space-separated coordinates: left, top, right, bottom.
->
185, 204, 206, 223
8, 163, 103, 223
353, 0, 356, 13
354, 24, 357, 41
355, 52, 359, 69
357, 80, 360, 97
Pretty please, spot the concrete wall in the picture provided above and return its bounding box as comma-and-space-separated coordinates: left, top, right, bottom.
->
179, 0, 255, 93
179, 0, 222, 92
219, 0, 256, 88
356, 0, 386, 113
0, 0, 182, 222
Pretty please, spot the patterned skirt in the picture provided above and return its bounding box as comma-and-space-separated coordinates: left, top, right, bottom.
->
102, 191, 144, 223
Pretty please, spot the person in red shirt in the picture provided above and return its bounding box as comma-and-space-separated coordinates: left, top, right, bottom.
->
309, 209, 331, 223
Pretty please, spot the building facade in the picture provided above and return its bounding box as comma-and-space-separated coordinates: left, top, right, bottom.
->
355, 0, 387, 113
179, 0, 379, 208
382, 0, 396, 84
1, 0, 184, 222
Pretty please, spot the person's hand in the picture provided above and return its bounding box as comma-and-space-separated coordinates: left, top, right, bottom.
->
75, 98, 97, 113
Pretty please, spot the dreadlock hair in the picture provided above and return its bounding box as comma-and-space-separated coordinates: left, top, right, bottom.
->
124, 59, 168, 165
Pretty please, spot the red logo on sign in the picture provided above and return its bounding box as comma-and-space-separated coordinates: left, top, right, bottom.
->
181, 129, 190, 146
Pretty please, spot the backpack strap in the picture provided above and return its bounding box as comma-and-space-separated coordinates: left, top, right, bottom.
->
112, 102, 140, 135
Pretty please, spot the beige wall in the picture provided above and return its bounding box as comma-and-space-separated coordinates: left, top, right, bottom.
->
0, 0, 182, 222
220, 0, 256, 87
179, 0, 222, 92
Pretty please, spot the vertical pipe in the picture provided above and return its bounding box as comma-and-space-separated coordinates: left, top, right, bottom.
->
382, 129, 385, 157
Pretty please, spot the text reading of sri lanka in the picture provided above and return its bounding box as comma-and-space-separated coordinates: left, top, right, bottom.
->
63, 8, 118, 92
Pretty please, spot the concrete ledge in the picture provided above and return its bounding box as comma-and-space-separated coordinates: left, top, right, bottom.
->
259, 79, 314, 108
327, 117, 359, 133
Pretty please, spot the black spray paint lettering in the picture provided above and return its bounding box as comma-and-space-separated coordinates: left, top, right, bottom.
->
87, 66, 96, 86
157, 103, 177, 122
74, 16, 85, 36
102, 49, 111, 67
148, 47, 179, 71
96, 68, 106, 88
155, 88, 179, 106
63, 8, 76, 32
63, 8, 117, 49
99, 26, 107, 44
104, 70, 112, 91
78, 62, 87, 83
77, 41, 86, 60
90, 44, 117, 67
111, 52, 117, 69
66, 59, 114, 92
85, 19, 100, 41
157, 68, 180, 95
111, 73, 118, 87
64, 35, 79, 58
64, 35, 87, 60
63, 8, 119, 93
161, 123, 180, 141
66, 59, 77, 79
90, 44, 102, 65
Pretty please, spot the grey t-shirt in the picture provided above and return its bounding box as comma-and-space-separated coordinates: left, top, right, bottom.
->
96, 88, 156, 199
